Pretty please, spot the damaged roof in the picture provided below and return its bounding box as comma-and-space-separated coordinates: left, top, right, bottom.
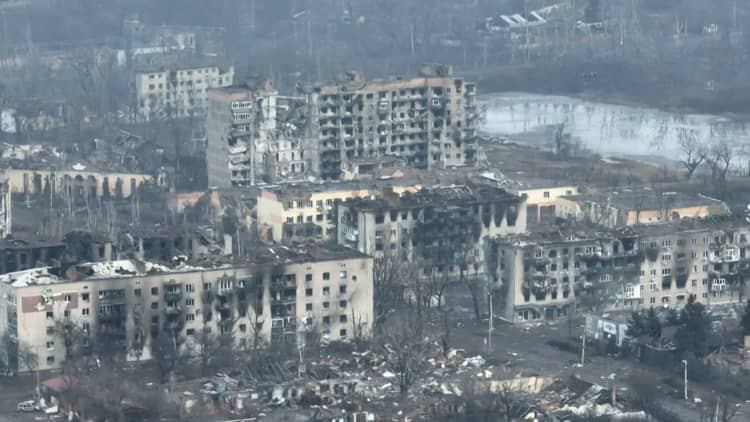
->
343, 183, 522, 212
564, 188, 728, 213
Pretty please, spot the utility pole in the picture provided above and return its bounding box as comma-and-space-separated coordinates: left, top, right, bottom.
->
581, 329, 586, 365
250, 0, 256, 32
525, 0, 530, 64
307, 13, 313, 58
410, 23, 415, 58
682, 359, 688, 400
488, 284, 493, 353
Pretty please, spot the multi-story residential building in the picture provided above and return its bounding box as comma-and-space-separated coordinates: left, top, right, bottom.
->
206, 81, 319, 187
206, 79, 278, 187
0, 245, 373, 372
490, 229, 638, 323
627, 218, 750, 308
556, 189, 730, 228
488, 217, 750, 323
312, 64, 479, 180
338, 184, 527, 281
0, 175, 9, 238
256, 180, 422, 244
134, 64, 234, 121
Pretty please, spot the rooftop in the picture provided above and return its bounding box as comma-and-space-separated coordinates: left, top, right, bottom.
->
1, 243, 368, 288
499, 215, 750, 246
478, 171, 577, 191
134, 61, 229, 75
499, 225, 614, 247
343, 183, 521, 212
261, 167, 477, 199
0, 236, 64, 250
621, 214, 749, 238
564, 188, 728, 212
0, 143, 152, 175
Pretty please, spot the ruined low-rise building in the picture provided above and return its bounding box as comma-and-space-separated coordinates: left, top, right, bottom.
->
206, 80, 319, 188
0, 237, 65, 274
556, 189, 730, 228
0, 244, 373, 373
3, 167, 155, 199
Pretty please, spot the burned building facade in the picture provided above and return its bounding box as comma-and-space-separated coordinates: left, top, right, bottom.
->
0, 246, 373, 373
312, 64, 479, 180
489, 218, 750, 323
492, 230, 640, 323
206, 81, 319, 188
628, 219, 750, 308
256, 179, 423, 244
338, 184, 527, 280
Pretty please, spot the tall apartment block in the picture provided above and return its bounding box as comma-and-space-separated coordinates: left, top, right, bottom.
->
206, 79, 278, 187
312, 64, 479, 180
206, 80, 322, 188
0, 175, 10, 239
134, 64, 234, 121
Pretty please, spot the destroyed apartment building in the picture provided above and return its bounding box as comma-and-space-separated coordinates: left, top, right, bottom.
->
489, 216, 750, 323
337, 183, 527, 281
0, 244, 373, 373
207, 64, 480, 187
311, 64, 479, 180
206, 78, 319, 188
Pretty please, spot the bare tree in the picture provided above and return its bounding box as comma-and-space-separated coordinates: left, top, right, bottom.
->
129, 305, 147, 362
496, 383, 528, 422
703, 394, 740, 422
54, 319, 92, 374
372, 240, 407, 329
150, 331, 183, 384
677, 129, 706, 180
16, 342, 39, 373
379, 310, 429, 398
192, 331, 235, 376
705, 140, 734, 199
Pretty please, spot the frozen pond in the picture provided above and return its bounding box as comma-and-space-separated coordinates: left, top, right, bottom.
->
480, 93, 750, 159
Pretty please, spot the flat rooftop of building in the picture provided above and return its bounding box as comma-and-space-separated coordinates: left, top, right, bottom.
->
134, 60, 228, 74
502, 215, 749, 246
563, 188, 727, 212
261, 167, 477, 198
621, 214, 748, 237
0, 243, 367, 287
479, 171, 578, 191
343, 183, 521, 212
0, 236, 64, 250
499, 225, 614, 246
